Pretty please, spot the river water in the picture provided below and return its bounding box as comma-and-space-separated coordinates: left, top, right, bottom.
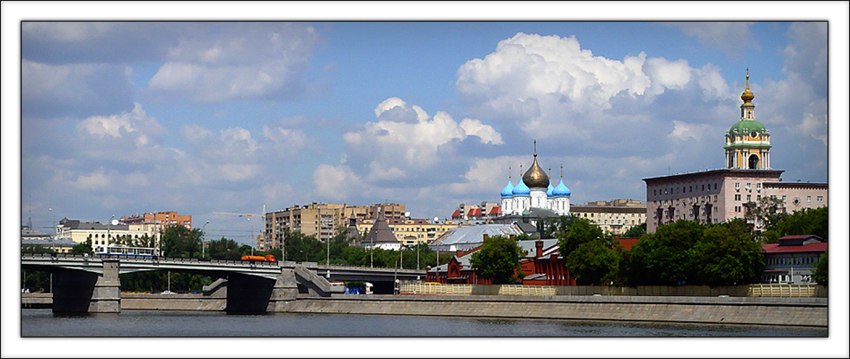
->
20, 309, 826, 337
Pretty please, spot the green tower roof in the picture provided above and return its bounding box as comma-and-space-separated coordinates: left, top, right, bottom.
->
728, 119, 767, 135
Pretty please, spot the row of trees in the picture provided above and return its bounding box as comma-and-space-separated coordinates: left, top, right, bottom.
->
463, 206, 828, 287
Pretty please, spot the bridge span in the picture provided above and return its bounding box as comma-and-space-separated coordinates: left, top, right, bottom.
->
21, 253, 425, 314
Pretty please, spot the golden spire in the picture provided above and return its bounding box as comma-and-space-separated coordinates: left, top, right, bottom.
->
522, 139, 550, 188
741, 68, 755, 104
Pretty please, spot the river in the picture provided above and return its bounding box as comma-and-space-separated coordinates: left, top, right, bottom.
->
20, 308, 826, 337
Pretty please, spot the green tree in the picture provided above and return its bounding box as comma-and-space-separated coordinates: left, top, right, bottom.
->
812, 252, 828, 286
692, 221, 764, 286
557, 217, 607, 257
469, 235, 522, 284
622, 223, 647, 239
161, 225, 202, 258
744, 196, 786, 233
70, 238, 93, 255
207, 237, 243, 260
566, 239, 619, 285
626, 220, 704, 286
763, 207, 828, 243
514, 233, 533, 241
22, 245, 55, 254
542, 216, 574, 239
21, 270, 51, 292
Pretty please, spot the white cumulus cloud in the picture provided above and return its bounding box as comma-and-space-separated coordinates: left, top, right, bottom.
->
668, 120, 710, 142
74, 168, 111, 190
313, 164, 364, 201
78, 103, 165, 147
346, 98, 503, 171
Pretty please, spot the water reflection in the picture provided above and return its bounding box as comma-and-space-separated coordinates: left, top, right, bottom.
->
22, 309, 827, 337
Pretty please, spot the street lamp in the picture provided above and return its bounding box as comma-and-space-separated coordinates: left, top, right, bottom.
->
48, 207, 55, 236
201, 221, 209, 260
326, 237, 331, 278
107, 214, 115, 249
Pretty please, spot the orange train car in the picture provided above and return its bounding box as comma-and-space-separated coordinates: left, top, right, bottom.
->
241, 254, 277, 262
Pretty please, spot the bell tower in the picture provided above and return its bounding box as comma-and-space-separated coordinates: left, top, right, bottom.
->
724, 69, 771, 170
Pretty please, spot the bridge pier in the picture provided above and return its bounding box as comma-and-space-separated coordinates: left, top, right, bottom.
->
52, 259, 120, 314
267, 269, 299, 312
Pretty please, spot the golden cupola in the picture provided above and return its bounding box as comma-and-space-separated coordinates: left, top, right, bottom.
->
522, 140, 550, 188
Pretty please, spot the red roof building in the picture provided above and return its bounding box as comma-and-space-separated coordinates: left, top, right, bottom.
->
761, 235, 826, 284
426, 234, 576, 286
615, 236, 640, 251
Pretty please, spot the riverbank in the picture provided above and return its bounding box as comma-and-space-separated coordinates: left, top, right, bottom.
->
23, 292, 827, 327
278, 295, 827, 328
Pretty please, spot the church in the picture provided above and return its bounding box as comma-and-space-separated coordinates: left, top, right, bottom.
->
643, 70, 828, 233
500, 142, 571, 217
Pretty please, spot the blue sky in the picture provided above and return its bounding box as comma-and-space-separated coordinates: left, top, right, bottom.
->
12, 20, 833, 245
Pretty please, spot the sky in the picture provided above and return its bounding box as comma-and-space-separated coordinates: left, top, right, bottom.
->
15, 20, 832, 245
3, 3, 849, 358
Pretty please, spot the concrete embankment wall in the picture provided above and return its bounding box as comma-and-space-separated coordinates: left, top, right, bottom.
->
278, 295, 828, 327
23, 293, 827, 327
120, 293, 225, 311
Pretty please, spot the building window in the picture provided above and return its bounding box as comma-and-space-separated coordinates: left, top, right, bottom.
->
747, 195, 751, 201
735, 183, 740, 191
735, 194, 741, 201
817, 196, 823, 202
702, 184, 705, 191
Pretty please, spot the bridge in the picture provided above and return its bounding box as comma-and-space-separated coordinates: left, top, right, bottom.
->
21, 253, 425, 314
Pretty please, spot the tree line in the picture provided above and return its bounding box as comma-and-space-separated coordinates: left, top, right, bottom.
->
465, 206, 828, 287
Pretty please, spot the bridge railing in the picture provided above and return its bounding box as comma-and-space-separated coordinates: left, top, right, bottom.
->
24, 253, 426, 272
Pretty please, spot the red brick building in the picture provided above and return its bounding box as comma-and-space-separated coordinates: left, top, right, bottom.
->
426, 234, 576, 286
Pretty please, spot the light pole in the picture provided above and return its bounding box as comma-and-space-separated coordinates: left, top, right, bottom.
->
201, 221, 209, 260
107, 215, 115, 249
48, 207, 55, 236
326, 237, 331, 278
393, 251, 399, 295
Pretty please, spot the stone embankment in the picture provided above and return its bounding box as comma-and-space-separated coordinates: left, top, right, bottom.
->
23, 292, 826, 327
277, 295, 828, 328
